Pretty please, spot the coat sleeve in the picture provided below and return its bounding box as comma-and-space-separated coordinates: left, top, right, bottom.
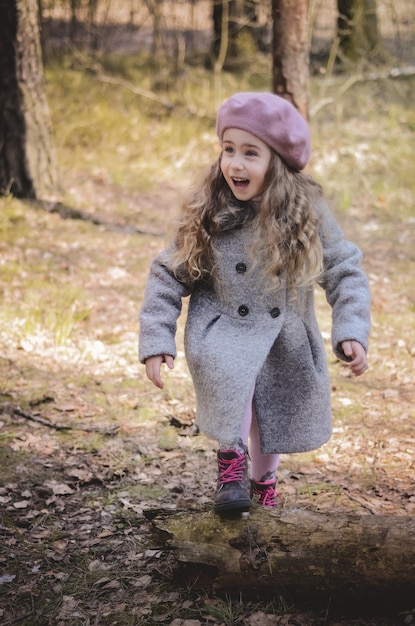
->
317, 202, 371, 362
139, 249, 191, 363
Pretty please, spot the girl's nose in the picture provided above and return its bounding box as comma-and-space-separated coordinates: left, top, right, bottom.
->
231, 156, 244, 170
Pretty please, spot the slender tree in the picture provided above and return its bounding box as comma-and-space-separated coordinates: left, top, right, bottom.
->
272, 0, 310, 119
211, 0, 242, 68
0, 0, 59, 198
337, 0, 386, 64
211, 0, 266, 69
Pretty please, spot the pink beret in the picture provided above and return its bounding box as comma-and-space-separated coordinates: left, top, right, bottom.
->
216, 92, 311, 170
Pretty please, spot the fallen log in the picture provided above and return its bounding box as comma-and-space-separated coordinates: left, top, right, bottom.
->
148, 507, 415, 607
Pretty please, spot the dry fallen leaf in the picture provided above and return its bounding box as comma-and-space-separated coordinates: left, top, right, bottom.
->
43, 480, 74, 495
64, 467, 93, 482
51, 539, 68, 555
103, 579, 121, 589
0, 574, 16, 585
13, 500, 29, 509
134, 574, 152, 588
56, 595, 84, 621
88, 559, 111, 572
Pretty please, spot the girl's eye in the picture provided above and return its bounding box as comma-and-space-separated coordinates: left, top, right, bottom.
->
246, 150, 258, 157
224, 146, 234, 154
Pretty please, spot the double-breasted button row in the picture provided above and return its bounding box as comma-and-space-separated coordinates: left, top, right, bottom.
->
237, 305, 281, 318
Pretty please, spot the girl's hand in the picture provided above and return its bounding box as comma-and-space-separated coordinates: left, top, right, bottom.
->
145, 354, 174, 389
341, 340, 368, 376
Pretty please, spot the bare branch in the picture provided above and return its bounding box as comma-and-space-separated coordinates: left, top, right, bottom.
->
95, 74, 175, 110
2, 404, 119, 435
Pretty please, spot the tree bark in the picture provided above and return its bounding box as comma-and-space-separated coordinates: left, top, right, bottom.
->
272, 0, 310, 119
0, 0, 59, 198
149, 507, 415, 606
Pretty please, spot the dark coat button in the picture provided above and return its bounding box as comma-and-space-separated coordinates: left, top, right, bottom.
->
238, 305, 249, 317
235, 262, 247, 273
270, 307, 281, 318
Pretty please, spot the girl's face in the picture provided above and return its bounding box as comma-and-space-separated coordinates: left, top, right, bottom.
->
220, 128, 272, 201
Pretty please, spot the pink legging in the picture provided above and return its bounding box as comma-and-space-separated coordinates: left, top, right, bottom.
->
240, 385, 280, 482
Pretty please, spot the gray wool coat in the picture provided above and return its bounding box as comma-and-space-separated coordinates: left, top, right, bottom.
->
139, 199, 370, 455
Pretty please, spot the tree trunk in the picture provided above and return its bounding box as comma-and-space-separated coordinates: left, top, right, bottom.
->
0, 0, 59, 198
149, 507, 415, 607
272, 0, 310, 119
69, 0, 81, 44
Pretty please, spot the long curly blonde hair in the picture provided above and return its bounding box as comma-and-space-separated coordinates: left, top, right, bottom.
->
167, 152, 324, 293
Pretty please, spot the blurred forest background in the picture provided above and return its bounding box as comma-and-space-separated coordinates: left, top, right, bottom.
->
38, 0, 414, 63
0, 1, 415, 625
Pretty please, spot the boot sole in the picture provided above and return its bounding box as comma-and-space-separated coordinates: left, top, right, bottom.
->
214, 499, 252, 514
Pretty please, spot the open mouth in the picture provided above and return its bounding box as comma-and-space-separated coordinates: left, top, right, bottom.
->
232, 177, 249, 188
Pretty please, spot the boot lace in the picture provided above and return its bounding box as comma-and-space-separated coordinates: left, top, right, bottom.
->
252, 483, 284, 507
217, 453, 247, 485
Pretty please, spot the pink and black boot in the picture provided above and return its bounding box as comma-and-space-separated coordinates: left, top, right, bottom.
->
214, 449, 251, 513
251, 478, 284, 508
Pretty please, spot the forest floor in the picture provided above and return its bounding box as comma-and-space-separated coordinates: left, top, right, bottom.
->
1, 174, 414, 626
1, 57, 415, 625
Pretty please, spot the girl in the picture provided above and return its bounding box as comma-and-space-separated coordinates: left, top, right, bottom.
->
139, 92, 370, 514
